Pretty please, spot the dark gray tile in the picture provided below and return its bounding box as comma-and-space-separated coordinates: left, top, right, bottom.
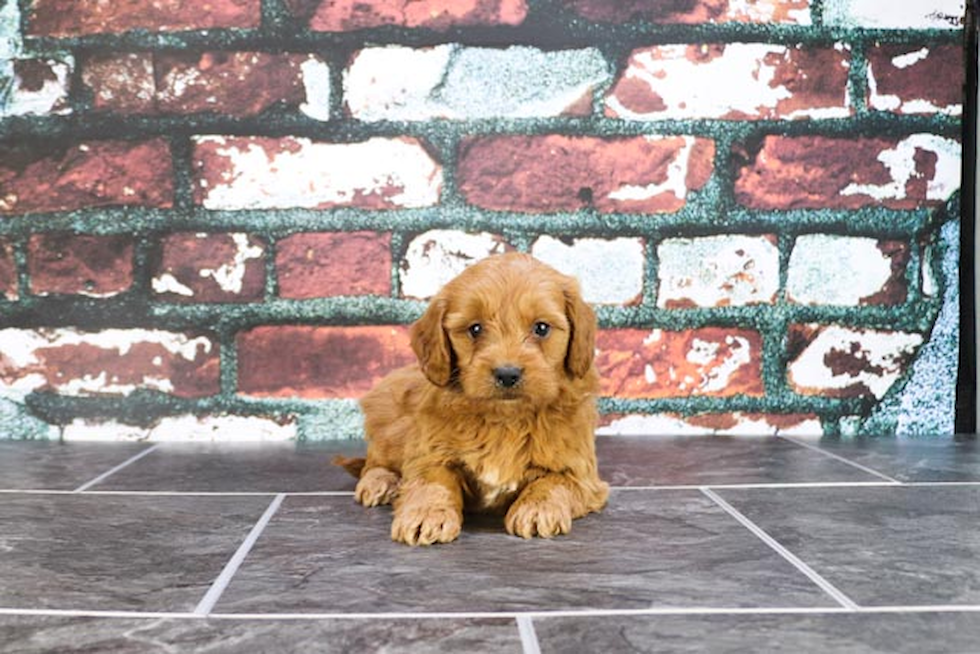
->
91, 442, 365, 493
0, 441, 151, 491
0, 494, 271, 611
215, 491, 838, 614
597, 435, 882, 487
792, 435, 980, 483
0, 616, 521, 654
535, 612, 980, 654
717, 486, 980, 606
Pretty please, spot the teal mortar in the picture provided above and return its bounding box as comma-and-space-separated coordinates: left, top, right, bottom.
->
0, 0, 967, 439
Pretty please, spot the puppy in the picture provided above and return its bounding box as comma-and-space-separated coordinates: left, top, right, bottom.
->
336, 252, 608, 546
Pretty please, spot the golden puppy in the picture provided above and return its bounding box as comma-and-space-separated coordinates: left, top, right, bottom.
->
336, 252, 608, 545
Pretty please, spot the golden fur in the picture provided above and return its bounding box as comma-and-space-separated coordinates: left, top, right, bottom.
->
336, 252, 609, 546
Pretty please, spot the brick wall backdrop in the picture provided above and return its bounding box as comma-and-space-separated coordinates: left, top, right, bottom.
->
0, 0, 968, 441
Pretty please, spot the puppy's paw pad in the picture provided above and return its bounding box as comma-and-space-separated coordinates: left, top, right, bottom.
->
355, 468, 400, 507
505, 499, 573, 539
391, 506, 462, 546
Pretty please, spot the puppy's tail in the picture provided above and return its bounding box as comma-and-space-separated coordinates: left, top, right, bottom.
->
332, 454, 366, 478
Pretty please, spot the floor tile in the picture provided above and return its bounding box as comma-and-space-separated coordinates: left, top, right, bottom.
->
534, 612, 980, 654
791, 435, 980, 482
0, 616, 521, 654
716, 486, 980, 606
90, 442, 365, 493
0, 494, 272, 611
597, 435, 882, 487
0, 441, 151, 491
214, 491, 838, 614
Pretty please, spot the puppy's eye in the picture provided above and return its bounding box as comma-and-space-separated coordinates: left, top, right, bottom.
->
532, 322, 551, 338
467, 323, 483, 339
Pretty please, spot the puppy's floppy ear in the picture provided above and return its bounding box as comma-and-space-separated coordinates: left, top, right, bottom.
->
410, 297, 454, 386
563, 280, 596, 378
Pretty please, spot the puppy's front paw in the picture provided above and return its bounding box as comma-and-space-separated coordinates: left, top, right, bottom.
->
355, 467, 400, 507
505, 496, 573, 539
391, 505, 462, 546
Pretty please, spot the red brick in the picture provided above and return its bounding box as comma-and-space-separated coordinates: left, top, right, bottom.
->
28, 234, 133, 298
0, 329, 220, 398
82, 52, 319, 117
0, 239, 17, 300
0, 140, 174, 215
81, 53, 156, 113
606, 44, 850, 121
568, 0, 810, 24
276, 232, 391, 299
28, 0, 260, 36
734, 134, 961, 210
458, 135, 714, 214
286, 0, 527, 31
153, 233, 266, 303
867, 45, 964, 115
237, 325, 414, 398
595, 328, 764, 398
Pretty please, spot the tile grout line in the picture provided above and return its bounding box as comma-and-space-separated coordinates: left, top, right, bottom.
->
6, 605, 980, 621
72, 444, 162, 492
193, 493, 286, 616
611, 481, 900, 491
777, 436, 903, 484
516, 615, 542, 654
4, 481, 980, 496
699, 487, 860, 611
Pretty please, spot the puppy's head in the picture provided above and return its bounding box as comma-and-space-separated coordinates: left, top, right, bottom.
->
410, 253, 596, 404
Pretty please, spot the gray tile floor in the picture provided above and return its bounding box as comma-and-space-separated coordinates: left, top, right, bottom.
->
0, 434, 978, 653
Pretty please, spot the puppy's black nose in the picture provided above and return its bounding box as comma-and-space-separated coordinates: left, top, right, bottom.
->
493, 365, 523, 388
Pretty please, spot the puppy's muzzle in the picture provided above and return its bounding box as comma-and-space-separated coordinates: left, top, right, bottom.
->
493, 365, 523, 389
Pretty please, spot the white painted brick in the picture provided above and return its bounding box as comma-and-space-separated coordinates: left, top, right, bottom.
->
606, 43, 850, 121
657, 235, 779, 308
400, 230, 510, 300
194, 136, 442, 210
727, 0, 811, 23
823, 0, 965, 28
299, 56, 332, 121
62, 415, 297, 442
597, 413, 823, 436
788, 235, 897, 305
1, 58, 73, 117
531, 236, 644, 305
345, 45, 608, 121
788, 325, 923, 400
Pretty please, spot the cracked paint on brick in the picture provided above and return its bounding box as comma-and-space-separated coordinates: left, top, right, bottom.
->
346, 45, 608, 120
0, 329, 218, 398
597, 412, 822, 436
787, 325, 924, 399
787, 235, 909, 306
823, 0, 964, 28
596, 328, 763, 398
400, 230, 511, 300
657, 234, 779, 308
607, 43, 850, 120
193, 136, 443, 210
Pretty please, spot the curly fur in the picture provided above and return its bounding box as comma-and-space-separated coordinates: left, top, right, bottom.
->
336, 252, 609, 545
